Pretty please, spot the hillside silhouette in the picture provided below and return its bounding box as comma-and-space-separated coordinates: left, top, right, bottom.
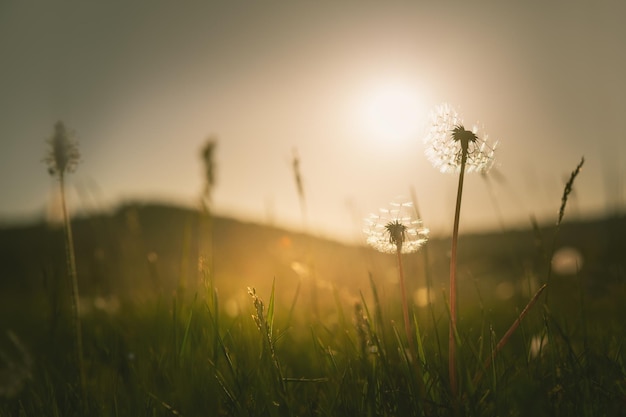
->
0, 203, 624, 322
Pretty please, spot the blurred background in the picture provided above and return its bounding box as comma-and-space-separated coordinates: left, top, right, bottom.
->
1, 1, 625, 243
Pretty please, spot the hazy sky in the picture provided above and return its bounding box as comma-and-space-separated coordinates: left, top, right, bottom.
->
1, 1, 625, 243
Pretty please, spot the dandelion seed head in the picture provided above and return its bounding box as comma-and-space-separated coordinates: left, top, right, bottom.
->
364, 199, 428, 254
44, 121, 80, 177
424, 103, 497, 174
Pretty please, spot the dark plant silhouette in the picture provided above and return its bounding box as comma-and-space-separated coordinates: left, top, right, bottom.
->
201, 137, 218, 213
43, 121, 85, 400
199, 136, 219, 297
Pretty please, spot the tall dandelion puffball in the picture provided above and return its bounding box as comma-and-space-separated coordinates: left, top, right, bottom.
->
364, 200, 429, 254
424, 103, 497, 174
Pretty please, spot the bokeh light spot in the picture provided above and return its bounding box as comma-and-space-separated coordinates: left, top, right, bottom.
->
551, 246, 583, 275
413, 287, 434, 307
495, 281, 515, 300
225, 298, 240, 318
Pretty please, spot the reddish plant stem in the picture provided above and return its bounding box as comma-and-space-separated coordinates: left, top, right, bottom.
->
396, 248, 413, 353
472, 283, 547, 386
449, 151, 467, 397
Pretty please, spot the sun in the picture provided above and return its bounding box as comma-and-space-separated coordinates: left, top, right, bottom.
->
358, 81, 426, 143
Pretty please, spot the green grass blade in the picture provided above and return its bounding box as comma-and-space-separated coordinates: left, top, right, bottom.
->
178, 308, 193, 360
268, 278, 276, 340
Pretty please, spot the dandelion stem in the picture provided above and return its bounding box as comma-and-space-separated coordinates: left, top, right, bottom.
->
395, 247, 413, 354
449, 146, 468, 397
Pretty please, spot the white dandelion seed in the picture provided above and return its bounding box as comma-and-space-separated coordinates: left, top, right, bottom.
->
363, 199, 429, 254
424, 103, 497, 174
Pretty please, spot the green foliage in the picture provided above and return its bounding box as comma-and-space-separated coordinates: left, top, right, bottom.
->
0, 210, 624, 416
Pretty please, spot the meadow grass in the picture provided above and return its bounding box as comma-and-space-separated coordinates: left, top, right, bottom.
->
1, 211, 624, 417
0, 132, 623, 416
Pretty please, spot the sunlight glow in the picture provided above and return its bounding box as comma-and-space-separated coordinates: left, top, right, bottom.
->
358, 81, 426, 143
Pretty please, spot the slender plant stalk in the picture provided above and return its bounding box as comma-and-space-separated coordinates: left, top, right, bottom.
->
545, 156, 584, 305
557, 157, 585, 227
44, 121, 84, 402
292, 149, 318, 319
60, 173, 86, 399
200, 138, 217, 301
395, 247, 413, 354
449, 148, 467, 397
472, 283, 547, 386
292, 149, 308, 227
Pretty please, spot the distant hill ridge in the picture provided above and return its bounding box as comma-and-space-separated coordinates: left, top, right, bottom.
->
0, 202, 624, 303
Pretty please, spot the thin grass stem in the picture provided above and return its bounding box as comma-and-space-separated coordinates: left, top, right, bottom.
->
472, 283, 547, 386
60, 173, 86, 402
